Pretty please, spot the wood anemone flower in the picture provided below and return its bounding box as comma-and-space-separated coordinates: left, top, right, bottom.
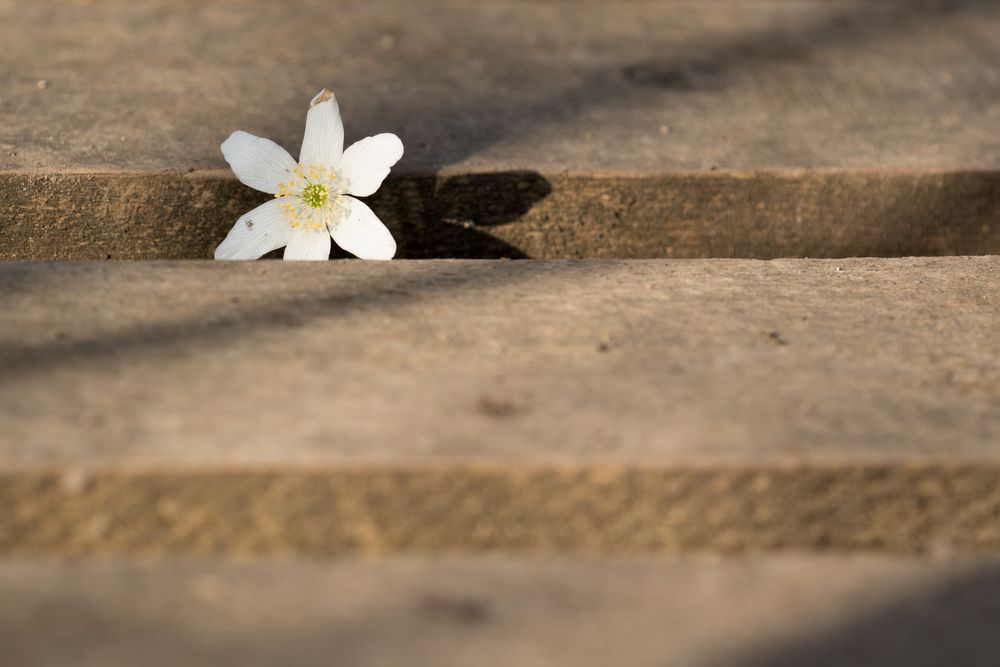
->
215, 89, 402, 260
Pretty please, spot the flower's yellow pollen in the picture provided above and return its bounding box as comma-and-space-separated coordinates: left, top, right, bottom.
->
274, 163, 347, 232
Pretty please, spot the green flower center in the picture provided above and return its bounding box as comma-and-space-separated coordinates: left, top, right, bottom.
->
301, 183, 328, 208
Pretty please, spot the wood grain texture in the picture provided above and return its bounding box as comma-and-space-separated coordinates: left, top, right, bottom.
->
2, 0, 1000, 258
3, 171, 1000, 259
1, 258, 998, 554
3, 0, 998, 173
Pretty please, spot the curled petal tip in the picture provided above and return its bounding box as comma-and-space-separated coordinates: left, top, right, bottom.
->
311, 89, 335, 107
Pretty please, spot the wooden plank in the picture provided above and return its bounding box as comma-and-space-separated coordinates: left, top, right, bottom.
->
1, 258, 998, 553
4, 0, 999, 173
2, 555, 999, 667
2, 0, 1000, 258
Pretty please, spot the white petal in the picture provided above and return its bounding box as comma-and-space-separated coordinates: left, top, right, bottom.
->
283, 229, 331, 261
221, 131, 296, 194
341, 133, 404, 197
299, 89, 345, 167
330, 197, 396, 260
215, 199, 292, 260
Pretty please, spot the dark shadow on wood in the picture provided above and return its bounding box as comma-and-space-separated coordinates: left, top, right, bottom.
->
263, 171, 551, 260
355, 0, 1000, 170
0, 258, 571, 379
620, 0, 997, 94
370, 171, 552, 259
735, 561, 1000, 667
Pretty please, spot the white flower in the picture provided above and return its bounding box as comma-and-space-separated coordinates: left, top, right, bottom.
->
215, 89, 402, 261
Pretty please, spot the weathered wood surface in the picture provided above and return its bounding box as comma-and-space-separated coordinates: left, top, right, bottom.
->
4, 0, 998, 173
2, 0, 1000, 258
4, 171, 1000, 260
3, 555, 1000, 667
1, 258, 999, 554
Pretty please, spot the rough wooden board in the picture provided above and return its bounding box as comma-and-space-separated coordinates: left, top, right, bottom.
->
3, 0, 1000, 259
1, 258, 999, 554
3, 555, 1000, 667
3, 171, 1000, 260
2, 0, 999, 172
3, 258, 999, 468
